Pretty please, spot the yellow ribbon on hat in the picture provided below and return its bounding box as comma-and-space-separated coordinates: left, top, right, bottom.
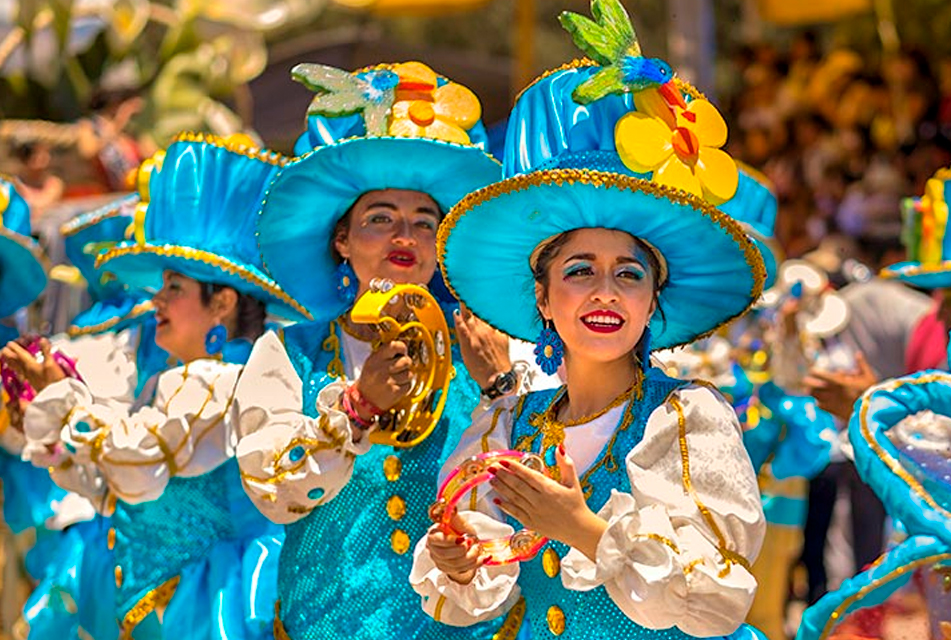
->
131, 151, 165, 245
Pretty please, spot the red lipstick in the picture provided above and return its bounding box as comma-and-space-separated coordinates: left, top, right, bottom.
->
580, 310, 625, 334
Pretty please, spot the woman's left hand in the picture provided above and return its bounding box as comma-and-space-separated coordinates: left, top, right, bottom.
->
489, 446, 607, 561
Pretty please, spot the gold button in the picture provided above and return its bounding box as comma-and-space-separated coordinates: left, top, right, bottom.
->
546, 605, 565, 635
115, 566, 123, 588
383, 455, 402, 482
107, 528, 116, 551
386, 495, 406, 521
391, 529, 410, 555
542, 548, 560, 578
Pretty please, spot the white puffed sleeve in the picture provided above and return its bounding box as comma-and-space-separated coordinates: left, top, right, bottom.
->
560, 384, 765, 636
54, 332, 139, 406
233, 330, 372, 525
410, 395, 523, 626
24, 359, 243, 506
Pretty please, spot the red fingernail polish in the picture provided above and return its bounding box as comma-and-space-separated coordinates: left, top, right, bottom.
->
492, 498, 501, 505
455, 537, 464, 545
558, 444, 565, 455
499, 460, 511, 468
487, 467, 497, 475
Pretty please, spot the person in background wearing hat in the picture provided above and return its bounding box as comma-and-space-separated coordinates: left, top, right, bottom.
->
6, 194, 171, 639
0, 176, 62, 637
15, 135, 307, 639
413, 2, 766, 638
232, 61, 513, 639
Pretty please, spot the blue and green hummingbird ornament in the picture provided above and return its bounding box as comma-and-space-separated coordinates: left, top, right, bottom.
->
559, 0, 687, 112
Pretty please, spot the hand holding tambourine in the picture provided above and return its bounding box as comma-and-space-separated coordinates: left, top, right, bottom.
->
429, 450, 548, 565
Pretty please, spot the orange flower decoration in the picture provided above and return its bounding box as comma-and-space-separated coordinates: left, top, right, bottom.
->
387, 62, 481, 145
615, 88, 738, 205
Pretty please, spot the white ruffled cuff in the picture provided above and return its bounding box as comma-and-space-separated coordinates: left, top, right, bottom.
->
410, 511, 520, 626
561, 493, 680, 590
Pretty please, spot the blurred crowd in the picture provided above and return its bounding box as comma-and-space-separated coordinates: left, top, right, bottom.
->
725, 32, 951, 263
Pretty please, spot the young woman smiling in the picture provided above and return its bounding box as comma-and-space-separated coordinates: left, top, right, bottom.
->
411, 3, 769, 638
20, 135, 306, 639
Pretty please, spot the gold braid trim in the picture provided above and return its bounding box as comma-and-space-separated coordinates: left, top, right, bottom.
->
492, 596, 527, 640
818, 552, 951, 640
470, 406, 506, 510
881, 261, 951, 279
274, 601, 291, 640
433, 595, 447, 622
120, 575, 181, 639
95, 243, 311, 319
669, 396, 751, 578
436, 168, 766, 350
67, 300, 154, 338
172, 132, 291, 167
857, 373, 951, 520
632, 533, 680, 554
60, 195, 136, 237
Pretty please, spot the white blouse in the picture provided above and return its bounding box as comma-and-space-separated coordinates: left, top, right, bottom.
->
410, 384, 765, 637
233, 330, 371, 525
23, 358, 242, 511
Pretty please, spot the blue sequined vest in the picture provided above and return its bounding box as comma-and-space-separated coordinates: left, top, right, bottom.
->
505, 369, 757, 640
277, 320, 504, 640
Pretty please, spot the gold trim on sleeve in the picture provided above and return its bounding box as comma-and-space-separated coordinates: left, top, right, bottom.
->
120, 575, 181, 639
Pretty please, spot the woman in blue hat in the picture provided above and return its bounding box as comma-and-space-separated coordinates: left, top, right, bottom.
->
413, 2, 767, 638
18, 134, 307, 639
231, 61, 513, 639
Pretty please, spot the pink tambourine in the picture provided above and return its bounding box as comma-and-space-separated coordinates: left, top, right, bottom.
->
1, 335, 83, 406
429, 450, 548, 565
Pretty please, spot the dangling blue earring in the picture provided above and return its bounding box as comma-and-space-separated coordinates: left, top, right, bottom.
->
534, 321, 564, 375
335, 260, 358, 303
205, 324, 227, 356
639, 325, 652, 372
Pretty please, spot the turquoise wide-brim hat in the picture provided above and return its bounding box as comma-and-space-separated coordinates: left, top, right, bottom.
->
881, 168, 951, 289
257, 61, 502, 320
98, 134, 310, 321
439, 58, 765, 350
441, 170, 765, 349
0, 178, 47, 317
68, 294, 154, 337
720, 163, 780, 289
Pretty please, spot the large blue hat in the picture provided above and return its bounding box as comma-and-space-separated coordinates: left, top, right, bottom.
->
60, 194, 155, 337
257, 61, 502, 320
439, 2, 765, 350
881, 167, 951, 289
0, 177, 47, 317
97, 134, 309, 320
720, 162, 780, 289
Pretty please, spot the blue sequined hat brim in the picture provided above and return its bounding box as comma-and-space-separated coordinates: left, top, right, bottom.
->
68, 295, 154, 338
439, 169, 767, 351
0, 229, 48, 317
257, 136, 502, 321
881, 260, 951, 289
96, 242, 311, 321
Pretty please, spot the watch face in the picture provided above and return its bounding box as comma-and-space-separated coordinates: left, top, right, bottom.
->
496, 371, 517, 393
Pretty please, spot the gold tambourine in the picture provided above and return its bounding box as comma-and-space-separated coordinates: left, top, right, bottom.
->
349, 278, 452, 448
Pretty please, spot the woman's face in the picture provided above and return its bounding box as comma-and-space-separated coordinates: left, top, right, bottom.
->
335, 189, 440, 293
151, 271, 221, 361
537, 229, 657, 366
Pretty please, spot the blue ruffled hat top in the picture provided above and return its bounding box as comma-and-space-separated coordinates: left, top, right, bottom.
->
0, 177, 47, 317
60, 194, 155, 336
438, 0, 765, 350
257, 61, 502, 320
720, 163, 780, 289
881, 166, 951, 289
96, 133, 309, 320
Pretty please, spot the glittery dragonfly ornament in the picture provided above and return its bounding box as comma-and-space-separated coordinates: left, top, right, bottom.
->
291, 64, 400, 137
559, 0, 686, 111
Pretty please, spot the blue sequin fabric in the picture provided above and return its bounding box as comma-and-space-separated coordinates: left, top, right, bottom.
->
112, 457, 276, 637
508, 369, 762, 640
276, 320, 504, 640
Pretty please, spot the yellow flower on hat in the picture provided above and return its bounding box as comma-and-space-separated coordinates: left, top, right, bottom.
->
615, 88, 738, 205
387, 62, 482, 145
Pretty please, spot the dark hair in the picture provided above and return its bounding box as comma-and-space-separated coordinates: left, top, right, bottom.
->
531, 230, 667, 350
200, 283, 267, 341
